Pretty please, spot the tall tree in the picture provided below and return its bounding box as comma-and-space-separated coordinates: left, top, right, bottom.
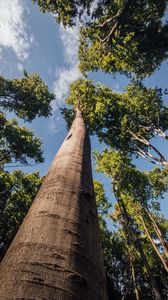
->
0, 108, 108, 299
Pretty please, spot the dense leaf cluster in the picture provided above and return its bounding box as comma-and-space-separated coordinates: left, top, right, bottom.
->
0, 74, 54, 121
0, 73, 54, 168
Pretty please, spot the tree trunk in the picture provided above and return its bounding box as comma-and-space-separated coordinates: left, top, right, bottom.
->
130, 259, 140, 300
146, 210, 168, 259
140, 214, 168, 273
0, 109, 108, 299
137, 240, 162, 300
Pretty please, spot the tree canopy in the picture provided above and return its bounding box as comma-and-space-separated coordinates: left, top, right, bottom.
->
0, 73, 54, 122
62, 79, 168, 166
33, 0, 168, 77
0, 73, 54, 169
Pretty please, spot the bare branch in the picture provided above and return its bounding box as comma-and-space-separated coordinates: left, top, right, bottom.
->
96, 15, 117, 28
139, 124, 168, 140
129, 129, 168, 166
137, 149, 160, 165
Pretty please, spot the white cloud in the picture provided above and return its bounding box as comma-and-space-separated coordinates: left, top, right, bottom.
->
53, 64, 81, 109
53, 25, 82, 107
0, 0, 31, 60
59, 25, 80, 64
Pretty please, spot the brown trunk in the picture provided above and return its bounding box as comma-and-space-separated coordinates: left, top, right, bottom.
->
130, 259, 140, 300
140, 214, 168, 273
0, 109, 108, 299
146, 210, 168, 259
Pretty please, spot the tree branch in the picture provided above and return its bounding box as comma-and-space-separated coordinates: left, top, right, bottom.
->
139, 124, 168, 140
97, 0, 136, 44
128, 129, 168, 166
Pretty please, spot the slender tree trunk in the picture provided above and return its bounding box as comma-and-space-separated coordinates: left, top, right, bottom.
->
146, 210, 168, 259
114, 192, 162, 300
130, 259, 140, 300
137, 239, 162, 300
140, 214, 168, 273
0, 109, 108, 299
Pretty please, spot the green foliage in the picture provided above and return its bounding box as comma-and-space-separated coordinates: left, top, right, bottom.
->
79, 0, 168, 77
95, 149, 168, 205
93, 179, 123, 298
94, 148, 168, 297
0, 73, 54, 121
63, 79, 168, 160
0, 71, 52, 257
33, 0, 168, 77
32, 0, 92, 26
0, 112, 43, 168
94, 179, 111, 217
0, 170, 42, 260
0, 73, 54, 169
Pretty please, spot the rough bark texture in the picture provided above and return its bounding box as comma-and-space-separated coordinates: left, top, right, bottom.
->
0, 109, 108, 300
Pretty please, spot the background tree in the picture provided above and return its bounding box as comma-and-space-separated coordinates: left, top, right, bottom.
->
0, 73, 54, 169
95, 149, 168, 298
0, 73, 54, 121
0, 170, 42, 260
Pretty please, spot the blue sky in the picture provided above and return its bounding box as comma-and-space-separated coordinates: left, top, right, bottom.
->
0, 0, 168, 220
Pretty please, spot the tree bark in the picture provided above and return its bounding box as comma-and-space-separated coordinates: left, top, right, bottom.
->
130, 259, 140, 300
0, 109, 108, 299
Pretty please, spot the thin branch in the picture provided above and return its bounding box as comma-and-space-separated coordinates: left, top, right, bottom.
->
140, 213, 168, 273
96, 15, 117, 28
129, 129, 168, 166
139, 124, 168, 140
97, 0, 135, 44
137, 149, 160, 165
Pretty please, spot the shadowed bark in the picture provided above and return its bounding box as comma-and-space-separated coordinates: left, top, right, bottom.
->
0, 108, 108, 299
